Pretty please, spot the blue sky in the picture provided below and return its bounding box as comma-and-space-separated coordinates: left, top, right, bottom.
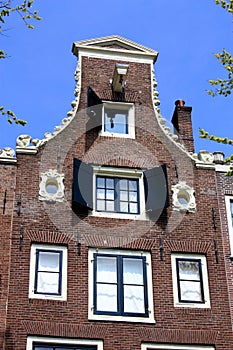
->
1, 0, 232, 156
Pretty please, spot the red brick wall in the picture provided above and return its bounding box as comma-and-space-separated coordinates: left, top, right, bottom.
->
2, 55, 233, 349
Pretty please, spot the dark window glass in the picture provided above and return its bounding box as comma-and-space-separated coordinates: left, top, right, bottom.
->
93, 253, 148, 317
230, 199, 233, 226
96, 176, 139, 214
176, 258, 204, 303
33, 345, 97, 350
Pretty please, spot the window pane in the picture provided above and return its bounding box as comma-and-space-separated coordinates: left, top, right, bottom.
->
129, 180, 137, 191
96, 200, 105, 211
96, 284, 117, 311
178, 261, 200, 281
106, 178, 114, 189
124, 285, 145, 313
179, 280, 202, 302
37, 272, 59, 294
97, 257, 117, 283
123, 258, 143, 284
104, 109, 128, 134
120, 191, 128, 201
97, 177, 105, 188
106, 189, 114, 200
106, 201, 114, 211
231, 200, 233, 224
119, 179, 128, 190
96, 188, 105, 199
129, 191, 137, 202
120, 202, 129, 213
129, 202, 138, 213
38, 252, 60, 272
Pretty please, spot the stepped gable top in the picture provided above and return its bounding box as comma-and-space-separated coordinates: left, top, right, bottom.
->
72, 35, 158, 63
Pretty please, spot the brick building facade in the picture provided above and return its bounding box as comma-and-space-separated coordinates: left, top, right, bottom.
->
0, 35, 233, 350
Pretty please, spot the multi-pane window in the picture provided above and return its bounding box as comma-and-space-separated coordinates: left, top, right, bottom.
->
104, 108, 128, 134
230, 199, 233, 226
96, 176, 139, 214
141, 344, 215, 350
88, 248, 155, 322
176, 258, 204, 303
29, 244, 67, 300
171, 253, 210, 308
27, 336, 103, 350
33, 346, 96, 350
94, 253, 147, 317
225, 196, 233, 256
34, 249, 63, 295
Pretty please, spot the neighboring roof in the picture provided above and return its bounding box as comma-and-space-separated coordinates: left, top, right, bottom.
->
72, 35, 158, 63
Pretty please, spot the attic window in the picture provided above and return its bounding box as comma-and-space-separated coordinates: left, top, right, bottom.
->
100, 101, 135, 138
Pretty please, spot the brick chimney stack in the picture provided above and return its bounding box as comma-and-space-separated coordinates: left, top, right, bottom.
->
171, 99, 194, 153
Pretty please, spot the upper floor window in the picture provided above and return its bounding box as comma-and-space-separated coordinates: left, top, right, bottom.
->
86, 87, 135, 139
100, 102, 135, 138
96, 176, 139, 214
171, 253, 210, 308
73, 159, 169, 220
88, 248, 155, 323
141, 343, 215, 350
225, 196, 233, 256
29, 244, 67, 301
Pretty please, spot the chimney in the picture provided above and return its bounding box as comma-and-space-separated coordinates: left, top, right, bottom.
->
171, 100, 194, 153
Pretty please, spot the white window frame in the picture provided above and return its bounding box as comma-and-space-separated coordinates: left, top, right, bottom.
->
141, 343, 215, 350
225, 195, 233, 256
29, 244, 68, 301
88, 248, 155, 323
26, 336, 103, 350
89, 166, 148, 220
99, 101, 135, 139
171, 253, 210, 309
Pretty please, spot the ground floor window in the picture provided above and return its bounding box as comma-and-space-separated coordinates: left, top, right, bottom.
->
27, 337, 103, 350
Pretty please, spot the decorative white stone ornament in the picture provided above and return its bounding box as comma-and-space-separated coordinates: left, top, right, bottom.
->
0, 147, 15, 158
198, 150, 214, 163
39, 169, 65, 202
172, 181, 196, 213
16, 134, 32, 147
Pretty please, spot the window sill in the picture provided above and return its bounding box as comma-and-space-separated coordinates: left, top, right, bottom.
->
89, 210, 149, 221
99, 131, 135, 139
174, 301, 211, 309
88, 313, 155, 323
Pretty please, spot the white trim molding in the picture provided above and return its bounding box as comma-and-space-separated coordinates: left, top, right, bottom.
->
27, 336, 103, 350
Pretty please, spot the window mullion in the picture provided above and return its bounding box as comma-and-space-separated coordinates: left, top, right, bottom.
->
198, 259, 205, 302
118, 256, 123, 315
142, 256, 148, 315
115, 178, 120, 213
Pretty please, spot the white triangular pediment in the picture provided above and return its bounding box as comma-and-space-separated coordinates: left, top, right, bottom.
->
72, 35, 158, 62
